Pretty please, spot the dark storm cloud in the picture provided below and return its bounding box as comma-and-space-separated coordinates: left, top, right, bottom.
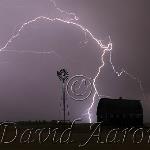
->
0, 0, 149, 122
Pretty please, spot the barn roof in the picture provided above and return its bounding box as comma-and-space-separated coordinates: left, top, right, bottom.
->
97, 98, 143, 114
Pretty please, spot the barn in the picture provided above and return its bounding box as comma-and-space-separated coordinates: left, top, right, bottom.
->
97, 97, 143, 126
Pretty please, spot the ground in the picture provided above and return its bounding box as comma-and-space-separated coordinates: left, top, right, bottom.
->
0, 122, 150, 150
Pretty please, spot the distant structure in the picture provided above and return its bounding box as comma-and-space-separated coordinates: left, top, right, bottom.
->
57, 69, 69, 123
97, 97, 143, 126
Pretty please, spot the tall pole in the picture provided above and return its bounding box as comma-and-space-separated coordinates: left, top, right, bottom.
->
57, 69, 69, 123
63, 82, 66, 123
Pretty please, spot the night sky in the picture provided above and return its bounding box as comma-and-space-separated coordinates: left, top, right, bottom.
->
0, 0, 149, 123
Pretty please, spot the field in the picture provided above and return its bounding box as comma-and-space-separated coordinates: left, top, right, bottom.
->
0, 121, 150, 150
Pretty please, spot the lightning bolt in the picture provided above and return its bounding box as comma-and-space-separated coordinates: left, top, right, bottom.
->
49, 0, 79, 21
87, 43, 145, 123
0, 1, 145, 123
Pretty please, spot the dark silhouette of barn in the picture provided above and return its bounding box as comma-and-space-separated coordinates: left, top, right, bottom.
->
97, 97, 143, 126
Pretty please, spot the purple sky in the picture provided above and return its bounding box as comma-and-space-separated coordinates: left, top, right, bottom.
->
0, 0, 149, 123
